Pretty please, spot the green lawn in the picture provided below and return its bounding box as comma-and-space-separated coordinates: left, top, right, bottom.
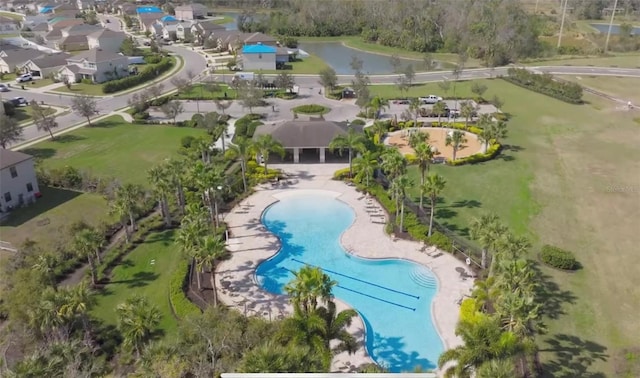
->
522, 54, 640, 68
178, 83, 237, 100
20, 115, 207, 186
212, 15, 234, 24
0, 72, 17, 82
369, 80, 483, 100
218, 54, 329, 74
395, 78, 639, 376
92, 230, 179, 336
0, 186, 112, 251
51, 82, 106, 96
14, 105, 56, 125
23, 78, 55, 88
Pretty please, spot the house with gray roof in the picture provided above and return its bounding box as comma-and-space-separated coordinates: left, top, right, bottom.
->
0, 48, 44, 73
175, 3, 209, 20
253, 119, 364, 163
20, 52, 72, 79
87, 29, 126, 52
57, 48, 129, 83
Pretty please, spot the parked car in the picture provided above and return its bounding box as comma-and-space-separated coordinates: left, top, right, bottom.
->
16, 73, 32, 83
0, 83, 9, 92
419, 94, 443, 104
393, 99, 410, 105
10, 97, 27, 106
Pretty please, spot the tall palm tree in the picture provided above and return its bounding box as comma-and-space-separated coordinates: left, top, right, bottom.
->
369, 120, 387, 143
177, 206, 208, 291
494, 259, 536, 298
58, 282, 94, 334
191, 161, 225, 228
116, 295, 161, 359
469, 214, 507, 271
445, 130, 467, 161
28, 288, 67, 342
352, 150, 378, 187
460, 101, 476, 127
284, 266, 336, 316
148, 164, 172, 228
438, 317, 520, 378
488, 120, 508, 145
214, 121, 229, 155
408, 97, 421, 125
433, 101, 447, 125
72, 227, 104, 286
280, 306, 328, 356
497, 232, 531, 261
228, 137, 252, 193
422, 173, 446, 237
316, 301, 358, 355
33, 253, 59, 290
408, 130, 429, 149
414, 142, 434, 188
239, 341, 326, 373
200, 235, 227, 306
394, 175, 413, 232
476, 358, 517, 378
369, 96, 389, 120
252, 134, 285, 174
328, 127, 366, 178
110, 183, 145, 241
380, 148, 407, 181
166, 158, 186, 216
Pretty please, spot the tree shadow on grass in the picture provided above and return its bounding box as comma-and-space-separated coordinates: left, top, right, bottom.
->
435, 207, 457, 220
21, 147, 56, 159
450, 199, 482, 209
532, 263, 577, 320
90, 118, 122, 128
1, 186, 81, 227
539, 334, 608, 378
109, 271, 159, 288
54, 134, 86, 143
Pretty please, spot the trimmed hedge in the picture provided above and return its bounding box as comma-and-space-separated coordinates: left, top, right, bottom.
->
103, 57, 173, 94
292, 104, 329, 114
350, 119, 366, 126
503, 68, 583, 104
448, 143, 502, 166
333, 167, 351, 180
540, 244, 578, 270
169, 259, 202, 318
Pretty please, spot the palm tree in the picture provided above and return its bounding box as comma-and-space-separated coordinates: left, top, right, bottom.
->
148, 164, 172, 228
369, 96, 389, 119
280, 306, 328, 356
33, 253, 59, 290
166, 158, 186, 216
414, 142, 434, 188
497, 232, 531, 261
438, 317, 520, 378
252, 134, 285, 174
72, 227, 104, 286
352, 150, 378, 187
328, 127, 366, 178
110, 183, 145, 241
58, 282, 94, 333
408, 130, 429, 149
380, 148, 407, 181
284, 266, 336, 316
460, 101, 476, 127
488, 120, 508, 145
445, 130, 467, 161
239, 341, 326, 373
408, 97, 421, 125
422, 173, 446, 237
191, 161, 225, 228
200, 235, 227, 306
116, 295, 161, 359
433, 101, 447, 125
177, 206, 208, 291
369, 120, 387, 143
469, 214, 507, 271
476, 358, 517, 378
28, 288, 67, 341
394, 175, 413, 232
316, 301, 358, 355
228, 137, 252, 193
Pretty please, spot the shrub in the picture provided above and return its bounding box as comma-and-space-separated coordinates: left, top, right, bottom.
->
144, 54, 162, 64
333, 167, 351, 180
169, 259, 202, 318
540, 244, 578, 270
448, 143, 501, 166
292, 104, 328, 114
350, 119, 366, 126
132, 111, 150, 122
181, 135, 196, 148
427, 231, 452, 251
405, 153, 418, 165
503, 68, 583, 104
103, 57, 173, 93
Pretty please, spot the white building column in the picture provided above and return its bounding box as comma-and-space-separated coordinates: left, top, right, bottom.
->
319, 147, 326, 163
293, 147, 300, 163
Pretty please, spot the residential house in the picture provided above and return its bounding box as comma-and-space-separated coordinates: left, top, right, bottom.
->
136, 5, 163, 29
87, 29, 126, 52
0, 149, 40, 211
0, 16, 20, 34
252, 120, 363, 163
53, 23, 101, 50
139, 13, 164, 33
275, 46, 292, 67
240, 44, 276, 71
76, 0, 95, 11
58, 48, 128, 83
47, 17, 84, 32
175, 21, 196, 40
161, 22, 178, 41
174, 3, 208, 20
52, 3, 79, 15
117, 3, 137, 16
20, 52, 72, 79
243, 32, 278, 47
0, 48, 44, 73
190, 20, 224, 42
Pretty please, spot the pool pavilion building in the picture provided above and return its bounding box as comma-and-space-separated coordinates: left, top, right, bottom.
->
252, 119, 365, 163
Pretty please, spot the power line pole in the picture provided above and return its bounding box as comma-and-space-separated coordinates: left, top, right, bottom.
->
604, 0, 619, 53
557, 0, 569, 49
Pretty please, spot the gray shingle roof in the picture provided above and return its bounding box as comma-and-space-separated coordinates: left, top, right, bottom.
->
29, 52, 72, 68
67, 48, 124, 63
253, 120, 363, 148
0, 49, 45, 65
0, 149, 33, 170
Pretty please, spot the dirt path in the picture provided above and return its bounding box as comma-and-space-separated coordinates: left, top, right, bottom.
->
59, 208, 161, 288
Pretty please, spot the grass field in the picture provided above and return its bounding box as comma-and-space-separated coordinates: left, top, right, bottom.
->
368, 80, 482, 100
51, 82, 106, 96
562, 76, 640, 104
14, 105, 55, 125
92, 230, 179, 336
523, 54, 640, 68
178, 83, 237, 100
0, 186, 112, 251
20, 115, 207, 186
397, 78, 639, 376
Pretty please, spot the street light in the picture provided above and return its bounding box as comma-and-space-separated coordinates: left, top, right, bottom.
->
213, 185, 223, 230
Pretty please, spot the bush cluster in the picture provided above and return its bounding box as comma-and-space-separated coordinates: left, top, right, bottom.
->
103, 57, 173, 94
426, 231, 453, 251
448, 143, 502, 166
233, 114, 263, 141
503, 68, 583, 104
169, 259, 202, 318
292, 104, 328, 114
540, 244, 578, 270
37, 165, 116, 195
332, 167, 351, 180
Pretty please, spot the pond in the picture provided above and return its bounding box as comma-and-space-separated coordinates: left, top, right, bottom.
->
299, 41, 427, 75
590, 23, 640, 35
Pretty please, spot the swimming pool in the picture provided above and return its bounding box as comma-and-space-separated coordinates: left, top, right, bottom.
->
255, 191, 442, 372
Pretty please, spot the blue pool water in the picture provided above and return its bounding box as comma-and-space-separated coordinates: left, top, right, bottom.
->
255, 192, 442, 372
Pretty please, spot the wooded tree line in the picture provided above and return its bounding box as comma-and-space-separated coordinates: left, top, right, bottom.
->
237, 0, 547, 66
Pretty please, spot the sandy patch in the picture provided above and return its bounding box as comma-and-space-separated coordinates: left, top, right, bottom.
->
386, 127, 484, 160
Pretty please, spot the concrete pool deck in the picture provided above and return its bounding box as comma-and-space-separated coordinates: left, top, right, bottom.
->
216, 164, 474, 374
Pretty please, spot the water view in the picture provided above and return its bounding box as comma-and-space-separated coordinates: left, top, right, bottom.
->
590, 23, 640, 35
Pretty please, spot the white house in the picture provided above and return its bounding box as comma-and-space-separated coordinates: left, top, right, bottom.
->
240, 44, 277, 70
21, 52, 72, 79
174, 3, 208, 20
87, 29, 126, 52
0, 149, 40, 212
58, 48, 129, 83
0, 48, 44, 73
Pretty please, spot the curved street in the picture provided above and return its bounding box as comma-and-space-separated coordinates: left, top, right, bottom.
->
7, 42, 640, 148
